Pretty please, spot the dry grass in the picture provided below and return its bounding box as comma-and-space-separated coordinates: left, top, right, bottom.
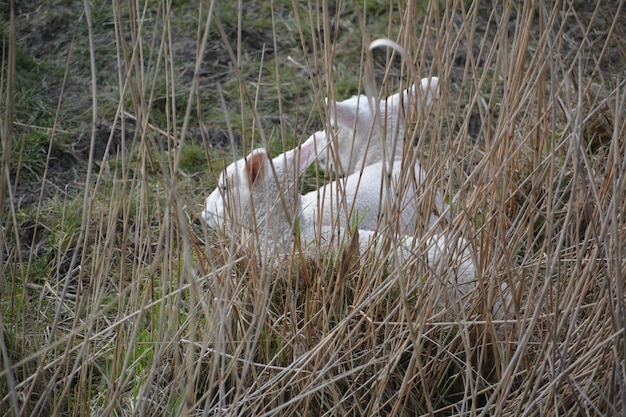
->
1, 0, 625, 416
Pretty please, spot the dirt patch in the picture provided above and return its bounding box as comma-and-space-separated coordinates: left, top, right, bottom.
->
174, 37, 234, 85
11, 160, 83, 209
189, 125, 241, 150
73, 122, 135, 161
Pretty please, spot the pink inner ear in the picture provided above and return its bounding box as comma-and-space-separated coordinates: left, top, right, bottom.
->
245, 151, 267, 186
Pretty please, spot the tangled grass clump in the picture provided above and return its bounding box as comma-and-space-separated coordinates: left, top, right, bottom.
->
1, 1, 625, 416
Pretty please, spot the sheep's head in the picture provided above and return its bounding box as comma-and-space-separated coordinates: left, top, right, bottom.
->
202, 148, 266, 230
202, 132, 324, 243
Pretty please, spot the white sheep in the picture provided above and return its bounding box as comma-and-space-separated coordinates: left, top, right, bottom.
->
201, 132, 480, 314
202, 131, 446, 246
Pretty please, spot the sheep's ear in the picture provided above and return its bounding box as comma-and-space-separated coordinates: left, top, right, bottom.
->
332, 101, 351, 127
420, 76, 439, 105
297, 131, 324, 171
402, 77, 439, 112
245, 150, 267, 187
333, 101, 370, 130
324, 97, 334, 124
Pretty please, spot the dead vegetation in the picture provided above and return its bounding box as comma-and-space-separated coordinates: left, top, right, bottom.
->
1, 0, 625, 416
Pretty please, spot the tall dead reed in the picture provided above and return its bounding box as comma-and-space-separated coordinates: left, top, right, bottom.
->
1, 0, 624, 416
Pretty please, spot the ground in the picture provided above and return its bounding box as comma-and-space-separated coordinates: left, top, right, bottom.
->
4, 1, 624, 212
1, 0, 625, 415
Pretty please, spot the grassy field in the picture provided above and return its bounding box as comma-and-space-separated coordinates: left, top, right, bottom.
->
1, 0, 625, 415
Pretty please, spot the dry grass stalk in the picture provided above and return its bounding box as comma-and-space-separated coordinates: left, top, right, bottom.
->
1, 0, 625, 416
